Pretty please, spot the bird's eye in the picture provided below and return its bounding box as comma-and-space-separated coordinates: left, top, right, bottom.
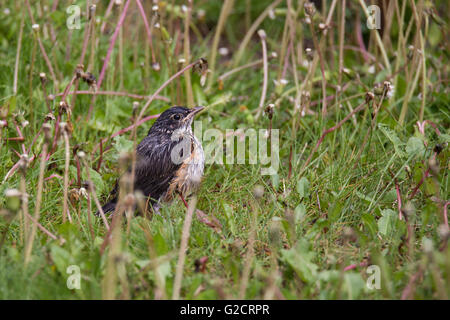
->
172, 114, 182, 120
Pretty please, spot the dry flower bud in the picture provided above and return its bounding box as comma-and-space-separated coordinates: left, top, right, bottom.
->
18, 154, 29, 173
304, 1, 316, 16
252, 185, 265, 199
257, 29, 266, 39
44, 113, 55, 122
365, 92, 375, 102
152, 62, 161, 71
218, 47, 229, 56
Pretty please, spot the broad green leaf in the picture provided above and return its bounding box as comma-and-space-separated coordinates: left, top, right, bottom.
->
296, 177, 310, 198
377, 209, 396, 237
281, 240, 318, 283
378, 124, 406, 158
406, 137, 425, 158
362, 213, 377, 236
294, 203, 306, 224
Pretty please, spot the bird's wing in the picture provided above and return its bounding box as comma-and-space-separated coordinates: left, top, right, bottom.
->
134, 134, 184, 202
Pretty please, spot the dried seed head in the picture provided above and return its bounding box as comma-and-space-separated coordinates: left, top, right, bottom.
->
39, 72, 47, 82
365, 91, 375, 102
252, 184, 265, 199
218, 47, 229, 56
81, 72, 97, 88
407, 45, 415, 60
59, 101, 69, 114
197, 9, 206, 20
132, 101, 140, 116
194, 58, 209, 87
69, 188, 80, 204
75, 64, 85, 78
89, 4, 96, 16
76, 150, 86, 159
304, 1, 316, 16
124, 193, 136, 209
79, 187, 88, 199
265, 104, 275, 119
152, 62, 161, 71
194, 58, 208, 74
18, 154, 29, 174
257, 29, 266, 39
384, 81, 395, 98
44, 113, 55, 122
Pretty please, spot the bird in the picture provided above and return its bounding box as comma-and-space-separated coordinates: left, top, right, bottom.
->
100, 106, 205, 215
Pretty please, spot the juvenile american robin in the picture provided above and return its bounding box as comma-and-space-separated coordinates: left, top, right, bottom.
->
100, 106, 205, 215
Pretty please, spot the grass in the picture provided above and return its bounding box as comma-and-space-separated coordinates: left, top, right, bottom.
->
0, 0, 449, 299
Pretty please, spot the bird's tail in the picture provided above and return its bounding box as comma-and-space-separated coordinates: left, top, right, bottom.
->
97, 200, 116, 216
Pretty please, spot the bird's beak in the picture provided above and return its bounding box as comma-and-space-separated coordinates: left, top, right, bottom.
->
186, 106, 204, 119
191, 106, 204, 115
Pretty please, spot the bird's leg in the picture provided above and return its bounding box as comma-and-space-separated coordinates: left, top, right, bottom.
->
178, 192, 189, 208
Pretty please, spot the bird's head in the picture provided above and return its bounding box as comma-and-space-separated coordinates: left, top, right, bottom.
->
149, 106, 204, 135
